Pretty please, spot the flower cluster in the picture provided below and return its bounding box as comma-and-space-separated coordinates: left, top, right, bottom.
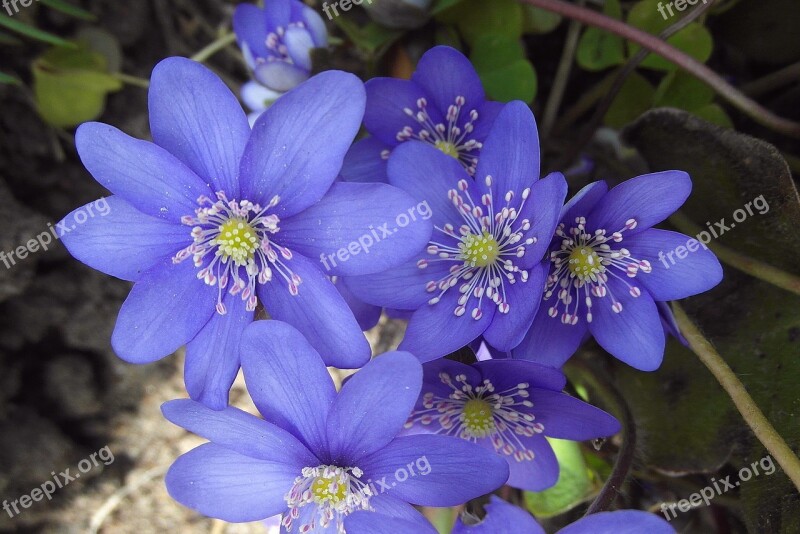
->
59, 17, 720, 531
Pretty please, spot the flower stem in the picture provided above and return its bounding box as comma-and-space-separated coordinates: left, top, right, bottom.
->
191, 32, 237, 63
112, 72, 150, 89
669, 212, 800, 297
672, 303, 800, 492
516, 0, 800, 138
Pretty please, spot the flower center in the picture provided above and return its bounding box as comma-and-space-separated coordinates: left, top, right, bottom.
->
215, 218, 259, 265
462, 398, 495, 438
544, 216, 651, 325
283, 465, 372, 534
406, 372, 544, 462
567, 246, 604, 280
398, 96, 483, 175
417, 177, 536, 319
461, 231, 500, 268
435, 140, 460, 159
173, 191, 301, 315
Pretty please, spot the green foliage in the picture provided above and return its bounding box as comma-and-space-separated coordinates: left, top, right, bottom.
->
654, 70, 732, 127
470, 33, 537, 103
622, 109, 800, 531
604, 71, 655, 128
33, 41, 122, 128
437, 0, 522, 46
0, 13, 75, 47
524, 439, 599, 518
626, 0, 713, 71
576, 0, 625, 71
521, 5, 562, 34
39, 0, 95, 21
0, 70, 21, 85
333, 17, 403, 55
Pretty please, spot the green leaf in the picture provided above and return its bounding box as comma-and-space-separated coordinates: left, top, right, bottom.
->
333, 17, 403, 54
524, 439, 594, 518
576, 0, 624, 71
33, 43, 122, 128
444, 0, 522, 45
627, 0, 713, 70
471, 33, 537, 103
604, 71, 655, 128
0, 29, 22, 45
0, 70, 21, 85
40, 0, 95, 21
0, 13, 75, 47
431, 0, 466, 16
653, 69, 714, 109
76, 27, 122, 73
521, 5, 562, 34
621, 108, 800, 530
691, 103, 733, 128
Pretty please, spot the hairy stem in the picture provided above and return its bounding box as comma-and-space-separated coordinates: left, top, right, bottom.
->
672, 303, 800, 492
191, 32, 237, 63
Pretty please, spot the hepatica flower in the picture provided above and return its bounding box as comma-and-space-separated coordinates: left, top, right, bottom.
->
234, 0, 326, 93
513, 176, 723, 371
163, 321, 509, 531
346, 498, 675, 533
340, 46, 503, 183
403, 358, 619, 490
59, 58, 430, 409
344, 102, 567, 361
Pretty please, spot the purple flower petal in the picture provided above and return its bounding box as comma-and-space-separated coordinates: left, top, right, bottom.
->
165, 443, 296, 522
240, 71, 365, 216
482, 260, 547, 351
399, 290, 496, 362
587, 171, 691, 235
241, 81, 282, 113
75, 123, 213, 223
558, 511, 676, 534
149, 57, 250, 196
528, 389, 620, 440
514, 172, 568, 268
111, 259, 216, 363
264, 0, 291, 31
345, 510, 437, 534
474, 102, 540, 202
185, 292, 254, 410
387, 141, 471, 229
359, 434, 509, 506
474, 359, 567, 393
560, 180, 608, 225
298, 4, 327, 46
588, 276, 665, 371
239, 320, 336, 456
503, 433, 559, 491
623, 228, 723, 301
512, 298, 588, 368
279, 182, 433, 276
340, 137, 390, 184
161, 399, 318, 465
256, 253, 371, 368
335, 279, 382, 331
58, 196, 189, 282
468, 100, 505, 142
327, 352, 422, 464
254, 61, 310, 92
284, 26, 314, 71
233, 4, 268, 61
411, 46, 485, 116
453, 496, 544, 534
364, 78, 441, 146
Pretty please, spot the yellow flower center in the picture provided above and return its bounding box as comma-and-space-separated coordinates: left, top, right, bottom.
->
435, 140, 460, 159
568, 246, 605, 280
462, 398, 495, 438
311, 474, 348, 505
462, 231, 499, 268
215, 218, 258, 265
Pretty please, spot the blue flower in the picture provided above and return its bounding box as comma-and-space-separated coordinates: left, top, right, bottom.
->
340, 46, 504, 183
403, 358, 620, 491
163, 321, 510, 530
59, 58, 431, 409
512, 176, 723, 371
345, 498, 676, 533
344, 102, 568, 361
233, 0, 327, 94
